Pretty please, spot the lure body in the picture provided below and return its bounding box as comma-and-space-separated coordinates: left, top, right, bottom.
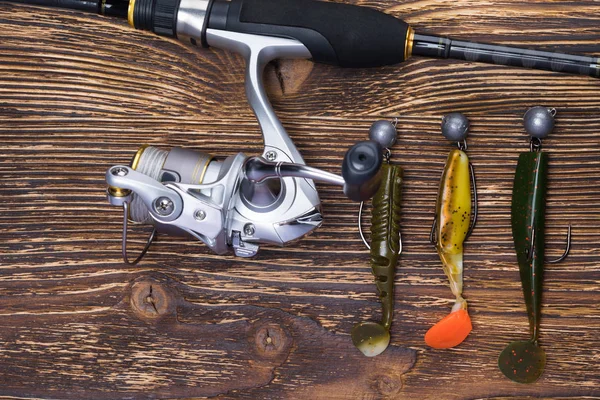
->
425, 149, 473, 349
512, 152, 547, 341
352, 164, 402, 357
498, 151, 548, 383
370, 164, 403, 329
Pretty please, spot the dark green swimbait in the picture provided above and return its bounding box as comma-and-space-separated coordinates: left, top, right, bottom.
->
499, 151, 548, 383
352, 163, 403, 357
499, 106, 573, 384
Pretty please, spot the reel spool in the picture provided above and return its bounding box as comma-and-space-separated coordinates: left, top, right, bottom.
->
126, 145, 217, 225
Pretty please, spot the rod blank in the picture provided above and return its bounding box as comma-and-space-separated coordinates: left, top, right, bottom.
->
412, 34, 600, 78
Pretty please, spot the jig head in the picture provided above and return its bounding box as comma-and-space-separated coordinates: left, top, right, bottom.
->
498, 106, 572, 384
352, 119, 403, 357
425, 113, 477, 349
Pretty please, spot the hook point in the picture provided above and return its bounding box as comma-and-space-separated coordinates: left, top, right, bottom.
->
547, 224, 572, 264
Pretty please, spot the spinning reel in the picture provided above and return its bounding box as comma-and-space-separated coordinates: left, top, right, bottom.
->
107, 140, 382, 260
102, 5, 396, 262
106, 73, 383, 262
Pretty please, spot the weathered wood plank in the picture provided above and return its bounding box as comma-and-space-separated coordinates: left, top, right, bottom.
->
0, 0, 599, 398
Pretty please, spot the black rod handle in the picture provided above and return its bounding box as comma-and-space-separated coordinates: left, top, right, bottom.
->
209, 0, 411, 68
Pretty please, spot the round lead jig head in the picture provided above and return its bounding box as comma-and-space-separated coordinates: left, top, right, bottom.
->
441, 112, 470, 143
523, 106, 556, 139
369, 119, 398, 149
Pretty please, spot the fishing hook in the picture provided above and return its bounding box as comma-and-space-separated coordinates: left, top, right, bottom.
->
122, 202, 157, 265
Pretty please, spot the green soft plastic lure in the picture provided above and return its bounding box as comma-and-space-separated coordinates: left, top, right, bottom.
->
352, 163, 403, 357
499, 106, 571, 384
499, 151, 548, 383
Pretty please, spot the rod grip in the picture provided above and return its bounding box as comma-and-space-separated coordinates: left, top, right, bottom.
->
212, 0, 410, 67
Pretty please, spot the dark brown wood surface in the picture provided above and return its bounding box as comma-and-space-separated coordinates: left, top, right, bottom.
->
0, 1, 599, 398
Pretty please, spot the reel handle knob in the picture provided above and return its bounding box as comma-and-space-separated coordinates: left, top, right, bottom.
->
244, 140, 383, 202
342, 140, 384, 202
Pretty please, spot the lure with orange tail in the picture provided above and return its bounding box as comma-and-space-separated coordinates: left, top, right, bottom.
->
426, 113, 477, 349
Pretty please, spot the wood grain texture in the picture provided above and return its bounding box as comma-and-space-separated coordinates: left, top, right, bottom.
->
0, 0, 599, 398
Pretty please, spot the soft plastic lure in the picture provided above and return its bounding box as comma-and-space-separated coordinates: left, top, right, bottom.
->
352, 120, 402, 357
499, 150, 548, 383
352, 163, 403, 357
425, 113, 476, 349
498, 106, 571, 384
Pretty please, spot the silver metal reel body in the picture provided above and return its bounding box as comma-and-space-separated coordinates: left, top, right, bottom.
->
107, 30, 324, 258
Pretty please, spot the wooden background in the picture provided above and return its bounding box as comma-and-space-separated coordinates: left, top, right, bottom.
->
0, 0, 599, 398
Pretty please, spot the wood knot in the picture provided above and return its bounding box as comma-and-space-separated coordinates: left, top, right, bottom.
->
264, 59, 314, 98
253, 324, 290, 358
372, 373, 402, 396
130, 280, 174, 320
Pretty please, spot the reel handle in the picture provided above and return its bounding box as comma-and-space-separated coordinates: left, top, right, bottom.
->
342, 141, 384, 202
244, 140, 383, 202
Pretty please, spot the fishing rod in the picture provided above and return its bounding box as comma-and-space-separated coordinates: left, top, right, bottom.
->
9, 0, 600, 76
5, 0, 598, 261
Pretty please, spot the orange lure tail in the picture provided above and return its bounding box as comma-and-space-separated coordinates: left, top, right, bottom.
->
424, 309, 472, 349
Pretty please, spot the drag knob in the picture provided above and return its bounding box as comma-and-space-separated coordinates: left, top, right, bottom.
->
342, 140, 384, 202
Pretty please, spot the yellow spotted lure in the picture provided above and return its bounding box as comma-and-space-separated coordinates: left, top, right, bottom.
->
426, 113, 477, 349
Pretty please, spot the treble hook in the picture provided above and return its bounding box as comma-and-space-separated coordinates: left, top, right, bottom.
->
122, 202, 157, 265
526, 225, 572, 263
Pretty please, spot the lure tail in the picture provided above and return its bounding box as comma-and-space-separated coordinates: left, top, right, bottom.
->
425, 260, 472, 350
438, 251, 466, 312
425, 149, 473, 349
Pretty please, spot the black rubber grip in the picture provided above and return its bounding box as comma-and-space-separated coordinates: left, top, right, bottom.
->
219, 0, 409, 68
